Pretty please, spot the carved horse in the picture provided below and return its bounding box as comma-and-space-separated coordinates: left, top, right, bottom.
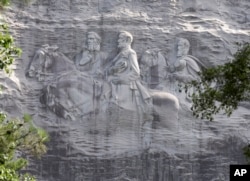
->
140, 48, 180, 130
40, 71, 104, 120
26, 45, 76, 81
27, 45, 104, 120
36, 45, 179, 131
140, 48, 167, 89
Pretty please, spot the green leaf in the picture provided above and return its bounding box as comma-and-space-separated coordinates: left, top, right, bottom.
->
185, 43, 250, 121
23, 114, 32, 123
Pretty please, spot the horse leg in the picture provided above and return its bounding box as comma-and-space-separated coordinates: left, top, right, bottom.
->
151, 91, 179, 130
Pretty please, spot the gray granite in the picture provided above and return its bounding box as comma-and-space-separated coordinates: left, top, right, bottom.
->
1, 0, 250, 180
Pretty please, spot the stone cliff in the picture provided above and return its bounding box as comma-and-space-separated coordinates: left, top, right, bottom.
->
1, 0, 250, 180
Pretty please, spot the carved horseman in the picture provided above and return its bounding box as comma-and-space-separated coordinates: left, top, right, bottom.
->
26, 44, 76, 81
39, 32, 109, 120
34, 31, 179, 128
168, 38, 204, 103
107, 31, 151, 112
140, 48, 167, 89
74, 31, 108, 80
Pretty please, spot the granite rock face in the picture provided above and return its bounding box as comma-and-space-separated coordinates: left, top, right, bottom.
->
1, 0, 250, 180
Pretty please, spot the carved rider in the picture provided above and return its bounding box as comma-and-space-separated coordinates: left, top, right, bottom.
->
26, 44, 59, 81
74, 32, 107, 79
108, 31, 151, 111
168, 38, 203, 102
169, 38, 201, 83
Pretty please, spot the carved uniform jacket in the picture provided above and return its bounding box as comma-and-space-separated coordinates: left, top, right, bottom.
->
173, 55, 201, 83
74, 50, 107, 78
110, 48, 150, 101
111, 48, 139, 87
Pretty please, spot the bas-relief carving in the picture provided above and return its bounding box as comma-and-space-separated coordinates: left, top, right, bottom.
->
140, 38, 203, 106
170, 38, 201, 84
26, 32, 205, 140
140, 48, 167, 89
167, 38, 204, 104
107, 31, 151, 112
74, 32, 108, 79
26, 44, 76, 81
40, 72, 103, 120
26, 32, 205, 128
39, 32, 108, 121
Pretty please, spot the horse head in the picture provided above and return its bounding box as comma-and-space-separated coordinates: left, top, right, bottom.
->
140, 48, 167, 89
26, 45, 76, 81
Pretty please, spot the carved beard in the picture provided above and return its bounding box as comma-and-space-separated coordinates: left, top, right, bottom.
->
118, 42, 127, 49
177, 50, 183, 58
177, 48, 188, 58
87, 42, 100, 52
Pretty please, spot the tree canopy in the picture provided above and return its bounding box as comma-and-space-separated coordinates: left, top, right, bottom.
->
0, 0, 10, 7
0, 26, 48, 179
186, 43, 250, 163
0, 0, 30, 8
0, 3, 49, 179
0, 24, 21, 74
187, 43, 250, 121
0, 113, 49, 181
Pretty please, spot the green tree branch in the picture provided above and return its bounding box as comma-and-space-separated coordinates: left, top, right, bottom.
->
186, 43, 250, 163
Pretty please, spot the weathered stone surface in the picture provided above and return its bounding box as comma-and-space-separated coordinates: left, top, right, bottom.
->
1, 0, 250, 180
